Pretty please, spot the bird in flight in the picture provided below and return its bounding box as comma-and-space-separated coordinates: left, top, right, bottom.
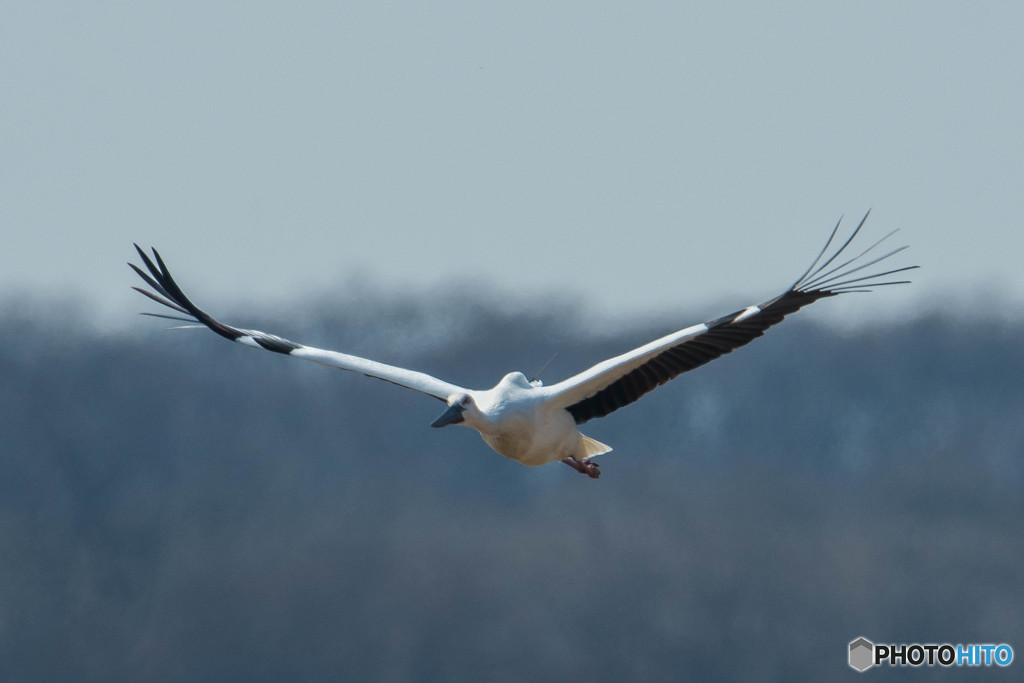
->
131, 213, 914, 479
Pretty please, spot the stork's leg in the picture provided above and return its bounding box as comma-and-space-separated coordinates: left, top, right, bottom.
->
562, 457, 601, 479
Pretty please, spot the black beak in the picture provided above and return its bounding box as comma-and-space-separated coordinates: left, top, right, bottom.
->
430, 402, 465, 428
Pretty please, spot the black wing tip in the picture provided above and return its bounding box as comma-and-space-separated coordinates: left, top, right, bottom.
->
130, 244, 179, 307
793, 213, 916, 296
129, 243, 243, 342
128, 243, 302, 353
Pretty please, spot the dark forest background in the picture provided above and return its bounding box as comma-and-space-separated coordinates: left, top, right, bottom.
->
1, 290, 1021, 681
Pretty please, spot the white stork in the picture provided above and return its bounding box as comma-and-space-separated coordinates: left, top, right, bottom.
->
131, 213, 914, 478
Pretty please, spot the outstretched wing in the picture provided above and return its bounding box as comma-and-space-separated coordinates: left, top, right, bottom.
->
547, 212, 917, 425
130, 245, 466, 402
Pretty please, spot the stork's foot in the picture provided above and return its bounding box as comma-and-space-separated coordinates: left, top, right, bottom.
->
562, 457, 601, 479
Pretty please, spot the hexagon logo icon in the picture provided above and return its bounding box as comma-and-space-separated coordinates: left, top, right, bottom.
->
849, 637, 874, 672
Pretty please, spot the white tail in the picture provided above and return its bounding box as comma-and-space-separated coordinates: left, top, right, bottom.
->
580, 434, 612, 459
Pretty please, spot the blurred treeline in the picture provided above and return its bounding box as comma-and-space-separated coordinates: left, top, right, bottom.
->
0, 293, 1021, 681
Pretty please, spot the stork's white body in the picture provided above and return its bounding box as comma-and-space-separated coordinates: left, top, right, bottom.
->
460, 372, 609, 466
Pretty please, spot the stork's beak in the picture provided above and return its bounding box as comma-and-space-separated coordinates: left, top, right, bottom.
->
430, 402, 465, 428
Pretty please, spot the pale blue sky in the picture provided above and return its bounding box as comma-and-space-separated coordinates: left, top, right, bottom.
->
2, 2, 1021, 328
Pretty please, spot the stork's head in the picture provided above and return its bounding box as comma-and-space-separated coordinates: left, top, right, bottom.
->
430, 393, 475, 428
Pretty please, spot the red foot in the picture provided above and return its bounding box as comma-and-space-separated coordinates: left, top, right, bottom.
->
562, 458, 601, 479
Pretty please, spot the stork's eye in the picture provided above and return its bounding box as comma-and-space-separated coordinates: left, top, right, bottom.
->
461, 396, 473, 406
